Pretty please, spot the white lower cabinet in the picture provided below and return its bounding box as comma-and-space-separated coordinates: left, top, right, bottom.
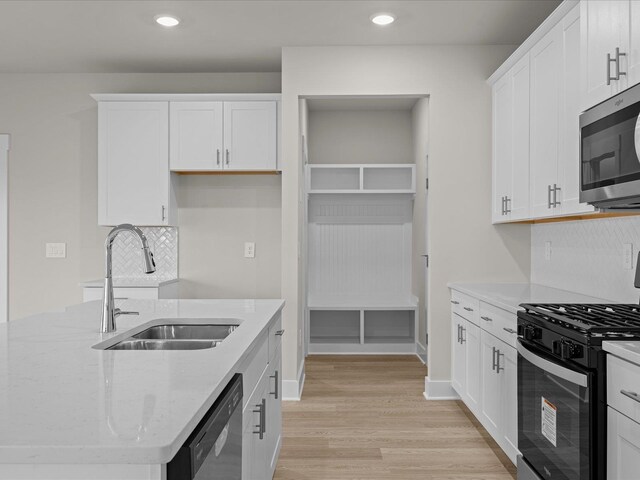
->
450, 292, 519, 464
240, 316, 282, 480
607, 352, 640, 480
609, 407, 640, 480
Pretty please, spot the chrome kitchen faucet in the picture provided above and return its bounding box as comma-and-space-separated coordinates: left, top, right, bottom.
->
101, 224, 156, 333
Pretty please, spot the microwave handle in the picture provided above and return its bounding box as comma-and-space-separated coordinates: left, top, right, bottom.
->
517, 340, 588, 387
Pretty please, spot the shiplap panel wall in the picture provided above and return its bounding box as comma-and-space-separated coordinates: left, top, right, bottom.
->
308, 195, 412, 298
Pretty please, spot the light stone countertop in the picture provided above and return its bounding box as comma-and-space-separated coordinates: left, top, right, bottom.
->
448, 282, 609, 314
603, 341, 640, 366
0, 298, 284, 465
78, 278, 179, 288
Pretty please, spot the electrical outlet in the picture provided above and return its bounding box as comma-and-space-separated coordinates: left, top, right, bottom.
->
46, 243, 66, 259
623, 243, 634, 270
544, 241, 552, 262
244, 242, 255, 258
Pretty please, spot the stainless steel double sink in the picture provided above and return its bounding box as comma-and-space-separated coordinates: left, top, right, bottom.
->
103, 322, 239, 351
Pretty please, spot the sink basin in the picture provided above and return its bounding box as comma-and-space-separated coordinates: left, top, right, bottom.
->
108, 339, 221, 351
133, 324, 238, 341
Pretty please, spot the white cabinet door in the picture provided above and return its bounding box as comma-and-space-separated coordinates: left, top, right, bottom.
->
560, 6, 596, 216
628, 1, 640, 88
581, 0, 629, 110
266, 349, 282, 476
492, 74, 512, 223
501, 344, 518, 463
608, 407, 640, 480
465, 320, 482, 415
480, 330, 502, 438
451, 312, 466, 397
243, 372, 269, 480
509, 53, 531, 221
169, 102, 223, 171
223, 101, 277, 171
530, 23, 562, 219
98, 102, 171, 226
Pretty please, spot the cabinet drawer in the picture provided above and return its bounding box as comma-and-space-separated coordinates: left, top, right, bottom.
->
451, 291, 480, 325
608, 355, 640, 424
479, 302, 518, 348
240, 332, 269, 409
608, 406, 640, 479
268, 314, 283, 361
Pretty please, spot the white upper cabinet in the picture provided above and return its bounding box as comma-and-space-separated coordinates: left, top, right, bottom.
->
170, 102, 224, 171
98, 101, 172, 226
581, 0, 630, 111
170, 101, 277, 172
492, 54, 530, 223
530, 22, 563, 219
492, 73, 513, 223
223, 102, 277, 171
561, 6, 595, 215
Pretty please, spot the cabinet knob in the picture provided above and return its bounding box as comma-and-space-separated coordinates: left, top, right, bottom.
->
275, 329, 285, 336
481, 316, 493, 322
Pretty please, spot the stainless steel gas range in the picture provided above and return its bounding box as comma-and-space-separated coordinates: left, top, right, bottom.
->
516, 303, 640, 480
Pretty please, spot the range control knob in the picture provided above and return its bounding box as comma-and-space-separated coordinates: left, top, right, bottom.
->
553, 340, 583, 360
523, 325, 542, 341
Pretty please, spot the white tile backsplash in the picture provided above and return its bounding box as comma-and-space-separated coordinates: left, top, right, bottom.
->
111, 227, 178, 280
531, 217, 640, 303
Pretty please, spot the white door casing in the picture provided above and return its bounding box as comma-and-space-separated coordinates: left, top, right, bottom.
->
0, 135, 9, 323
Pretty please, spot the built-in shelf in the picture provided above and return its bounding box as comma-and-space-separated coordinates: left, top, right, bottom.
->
306, 164, 416, 194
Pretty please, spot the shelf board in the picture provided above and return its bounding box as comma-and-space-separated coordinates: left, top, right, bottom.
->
363, 336, 415, 344
309, 336, 361, 344
308, 293, 418, 310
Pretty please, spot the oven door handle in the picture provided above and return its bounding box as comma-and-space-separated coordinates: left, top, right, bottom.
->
517, 340, 588, 387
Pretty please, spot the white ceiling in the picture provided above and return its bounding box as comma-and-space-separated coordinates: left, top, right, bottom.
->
0, 0, 562, 73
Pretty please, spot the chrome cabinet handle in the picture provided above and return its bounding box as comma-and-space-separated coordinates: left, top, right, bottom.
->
216, 148, 220, 166
492, 347, 497, 371
481, 316, 493, 322
547, 184, 552, 209
270, 370, 279, 399
450, 300, 460, 305
496, 349, 504, 373
607, 52, 617, 85
252, 399, 266, 439
463, 307, 474, 312
161, 205, 166, 221
226, 149, 230, 165
553, 184, 561, 207
616, 47, 627, 80
501, 196, 506, 216
505, 197, 511, 214
457, 324, 462, 344
460, 326, 466, 344
503, 327, 517, 334
621, 390, 640, 403
275, 329, 285, 336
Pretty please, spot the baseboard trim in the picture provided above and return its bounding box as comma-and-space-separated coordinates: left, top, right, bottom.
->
282, 360, 305, 401
416, 341, 427, 365
423, 376, 459, 400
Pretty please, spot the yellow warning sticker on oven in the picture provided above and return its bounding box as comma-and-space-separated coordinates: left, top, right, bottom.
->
541, 397, 558, 447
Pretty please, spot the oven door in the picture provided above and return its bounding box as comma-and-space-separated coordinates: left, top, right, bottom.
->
517, 340, 593, 480
580, 85, 640, 207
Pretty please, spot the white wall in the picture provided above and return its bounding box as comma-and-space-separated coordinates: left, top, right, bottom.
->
0, 72, 281, 320
308, 109, 414, 164
532, 216, 640, 303
281, 46, 531, 385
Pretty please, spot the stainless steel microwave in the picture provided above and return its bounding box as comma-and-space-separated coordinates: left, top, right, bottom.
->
580, 82, 640, 209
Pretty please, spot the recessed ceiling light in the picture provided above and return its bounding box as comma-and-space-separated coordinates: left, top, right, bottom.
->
155, 15, 180, 27
371, 13, 395, 26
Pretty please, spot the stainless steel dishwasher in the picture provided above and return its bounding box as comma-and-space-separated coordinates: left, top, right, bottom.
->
167, 374, 243, 480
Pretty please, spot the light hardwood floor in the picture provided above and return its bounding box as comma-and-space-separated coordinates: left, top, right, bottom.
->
274, 355, 516, 480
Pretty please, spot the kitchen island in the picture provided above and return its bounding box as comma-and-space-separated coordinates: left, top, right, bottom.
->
0, 298, 284, 479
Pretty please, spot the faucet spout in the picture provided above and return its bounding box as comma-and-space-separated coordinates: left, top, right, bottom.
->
101, 224, 156, 333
